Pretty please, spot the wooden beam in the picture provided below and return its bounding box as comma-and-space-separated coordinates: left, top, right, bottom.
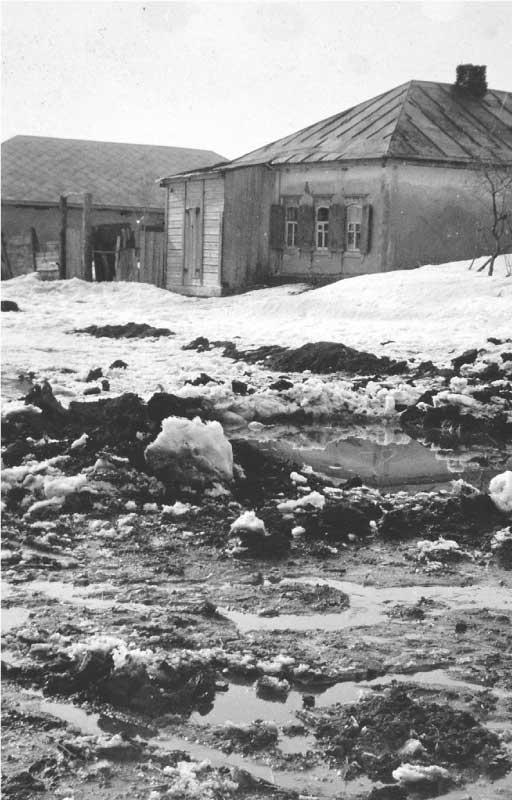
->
59, 195, 67, 279
81, 192, 93, 281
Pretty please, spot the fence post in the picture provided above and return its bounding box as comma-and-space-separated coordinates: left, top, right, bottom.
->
82, 192, 93, 281
59, 195, 67, 279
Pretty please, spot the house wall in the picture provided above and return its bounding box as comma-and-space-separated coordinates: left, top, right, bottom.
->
272, 162, 388, 280
221, 166, 276, 291
165, 176, 224, 297
385, 162, 512, 268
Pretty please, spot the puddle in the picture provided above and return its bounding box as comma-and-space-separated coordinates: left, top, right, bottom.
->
1, 607, 31, 632
439, 773, 512, 800
243, 423, 498, 489
192, 680, 369, 727
220, 575, 512, 634
369, 668, 512, 700
23, 692, 370, 797
2, 580, 150, 612
38, 698, 103, 735
154, 731, 372, 797
192, 669, 511, 731
278, 733, 316, 754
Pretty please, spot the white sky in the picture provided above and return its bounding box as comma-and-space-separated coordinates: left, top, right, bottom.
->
2, 1, 512, 160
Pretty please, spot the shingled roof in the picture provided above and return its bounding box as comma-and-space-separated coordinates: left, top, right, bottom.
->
225, 80, 512, 168
1, 136, 226, 208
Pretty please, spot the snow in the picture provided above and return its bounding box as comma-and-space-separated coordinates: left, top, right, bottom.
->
2, 258, 511, 412
393, 763, 450, 784
145, 416, 234, 485
491, 527, 512, 551
488, 471, 512, 514
44, 473, 88, 498
417, 537, 461, 559
162, 500, 197, 517
70, 432, 88, 450
277, 490, 326, 513
229, 510, 266, 534
290, 471, 308, 485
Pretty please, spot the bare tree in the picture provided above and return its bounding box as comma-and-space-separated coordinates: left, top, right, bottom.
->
475, 161, 512, 276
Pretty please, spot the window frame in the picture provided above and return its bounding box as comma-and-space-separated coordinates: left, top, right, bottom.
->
282, 197, 301, 250
315, 204, 330, 251
285, 204, 299, 248
346, 202, 363, 253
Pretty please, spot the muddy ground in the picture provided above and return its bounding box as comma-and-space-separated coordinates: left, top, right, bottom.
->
2, 337, 512, 800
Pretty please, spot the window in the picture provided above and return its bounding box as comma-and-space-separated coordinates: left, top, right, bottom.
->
316, 206, 329, 249
347, 204, 362, 251
286, 206, 298, 247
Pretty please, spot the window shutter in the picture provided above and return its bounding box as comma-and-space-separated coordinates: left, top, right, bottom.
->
329, 202, 346, 252
297, 188, 315, 252
360, 203, 373, 255
269, 204, 285, 250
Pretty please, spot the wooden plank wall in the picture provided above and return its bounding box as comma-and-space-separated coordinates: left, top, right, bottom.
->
184, 181, 204, 283
66, 228, 83, 278
222, 166, 276, 291
140, 230, 164, 287
4, 231, 36, 277
165, 177, 224, 295
166, 182, 186, 290
202, 177, 224, 291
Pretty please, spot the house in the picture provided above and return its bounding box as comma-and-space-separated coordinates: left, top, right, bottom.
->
1, 136, 225, 279
160, 65, 512, 297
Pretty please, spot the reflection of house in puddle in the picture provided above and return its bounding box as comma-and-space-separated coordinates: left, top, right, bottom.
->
263, 427, 482, 488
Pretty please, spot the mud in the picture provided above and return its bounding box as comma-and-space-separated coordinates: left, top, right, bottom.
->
74, 323, 175, 338
2, 343, 512, 799
184, 338, 408, 376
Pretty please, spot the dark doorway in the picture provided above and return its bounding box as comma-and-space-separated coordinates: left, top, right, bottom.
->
92, 224, 134, 282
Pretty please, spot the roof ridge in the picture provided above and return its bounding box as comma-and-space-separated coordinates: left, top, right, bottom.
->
1, 134, 223, 156
226, 81, 413, 167
385, 80, 415, 157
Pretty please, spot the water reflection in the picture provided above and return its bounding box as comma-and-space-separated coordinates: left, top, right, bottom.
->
243, 424, 491, 488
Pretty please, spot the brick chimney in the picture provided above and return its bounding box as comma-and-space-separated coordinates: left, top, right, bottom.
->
455, 64, 487, 97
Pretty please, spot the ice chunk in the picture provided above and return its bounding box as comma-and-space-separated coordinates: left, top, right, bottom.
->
145, 415, 233, 486
230, 510, 266, 534
489, 471, 512, 514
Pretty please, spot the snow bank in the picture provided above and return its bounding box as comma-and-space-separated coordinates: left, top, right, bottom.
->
489, 471, 512, 514
145, 416, 233, 486
2, 258, 511, 409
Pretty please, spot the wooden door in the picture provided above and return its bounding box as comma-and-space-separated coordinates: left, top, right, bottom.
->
140, 227, 164, 287
66, 228, 82, 278
183, 181, 203, 286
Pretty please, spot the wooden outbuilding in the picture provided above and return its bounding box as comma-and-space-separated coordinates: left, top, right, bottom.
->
160, 66, 512, 297
1, 136, 224, 281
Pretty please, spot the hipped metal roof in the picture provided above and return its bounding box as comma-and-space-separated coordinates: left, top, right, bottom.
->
163, 80, 512, 181
1, 136, 225, 208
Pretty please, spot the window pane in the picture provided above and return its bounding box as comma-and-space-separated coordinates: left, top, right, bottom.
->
347, 205, 362, 223
286, 206, 298, 221
317, 207, 329, 221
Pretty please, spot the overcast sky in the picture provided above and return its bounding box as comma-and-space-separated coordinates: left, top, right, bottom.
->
2, 1, 511, 159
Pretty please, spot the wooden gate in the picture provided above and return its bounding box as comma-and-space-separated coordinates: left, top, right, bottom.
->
139, 226, 164, 287
66, 227, 83, 278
